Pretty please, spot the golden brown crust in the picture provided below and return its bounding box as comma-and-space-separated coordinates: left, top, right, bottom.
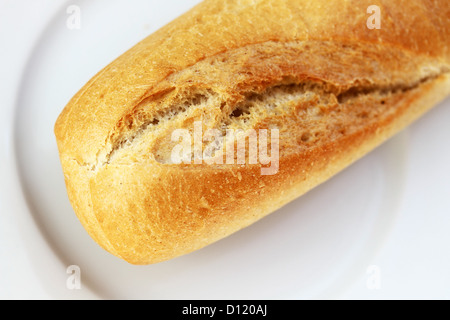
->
55, 0, 450, 264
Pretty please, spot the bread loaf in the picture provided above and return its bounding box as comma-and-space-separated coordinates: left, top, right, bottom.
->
55, 0, 450, 264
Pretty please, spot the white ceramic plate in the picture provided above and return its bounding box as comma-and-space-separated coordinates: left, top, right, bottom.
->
2, 0, 450, 300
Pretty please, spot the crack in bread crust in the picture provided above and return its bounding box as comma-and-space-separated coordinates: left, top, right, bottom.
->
99, 76, 448, 169
79, 40, 448, 171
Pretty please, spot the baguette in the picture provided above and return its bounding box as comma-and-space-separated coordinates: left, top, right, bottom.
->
55, 0, 450, 265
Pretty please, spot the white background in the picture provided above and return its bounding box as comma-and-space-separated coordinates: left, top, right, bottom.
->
1, 0, 449, 300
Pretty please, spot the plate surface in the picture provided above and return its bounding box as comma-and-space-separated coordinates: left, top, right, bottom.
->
3, 0, 450, 299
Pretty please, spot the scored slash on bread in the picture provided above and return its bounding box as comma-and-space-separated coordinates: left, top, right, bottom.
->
55, 0, 450, 265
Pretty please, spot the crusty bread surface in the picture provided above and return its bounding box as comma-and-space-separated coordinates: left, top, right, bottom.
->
55, 0, 450, 264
